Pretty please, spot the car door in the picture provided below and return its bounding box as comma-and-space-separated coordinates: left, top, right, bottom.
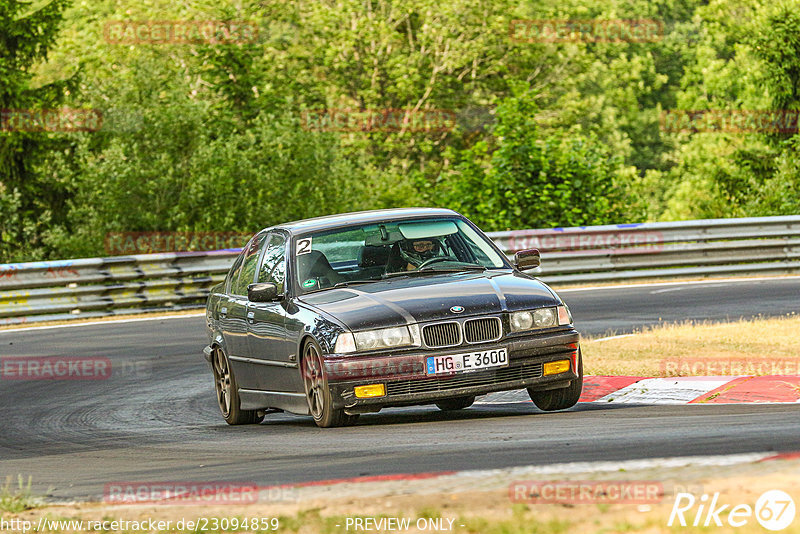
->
225, 231, 268, 389
246, 232, 294, 392
217, 245, 246, 359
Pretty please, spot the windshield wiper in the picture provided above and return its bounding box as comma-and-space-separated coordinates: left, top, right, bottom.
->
382, 265, 487, 279
421, 265, 487, 272
382, 270, 446, 279
333, 279, 382, 288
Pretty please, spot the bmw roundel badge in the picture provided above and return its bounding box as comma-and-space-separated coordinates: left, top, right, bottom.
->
450, 305, 465, 313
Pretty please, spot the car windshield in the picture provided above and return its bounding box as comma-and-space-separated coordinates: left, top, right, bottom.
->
294, 217, 508, 293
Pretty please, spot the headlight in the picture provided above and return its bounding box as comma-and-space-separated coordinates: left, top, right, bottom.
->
334, 326, 416, 353
510, 311, 534, 332
510, 306, 571, 333
356, 326, 413, 350
358, 329, 381, 350
532, 307, 557, 327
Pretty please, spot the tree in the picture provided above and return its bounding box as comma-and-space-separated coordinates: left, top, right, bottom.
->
0, 0, 75, 262
660, 0, 800, 220
439, 86, 627, 230
750, 2, 800, 122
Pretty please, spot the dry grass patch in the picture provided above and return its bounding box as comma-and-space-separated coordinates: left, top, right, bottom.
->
582, 314, 800, 377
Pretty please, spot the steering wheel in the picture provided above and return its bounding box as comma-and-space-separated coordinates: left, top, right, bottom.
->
417, 256, 453, 270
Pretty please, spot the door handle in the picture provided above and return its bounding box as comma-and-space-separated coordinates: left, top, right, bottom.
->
220, 307, 228, 318
247, 311, 255, 323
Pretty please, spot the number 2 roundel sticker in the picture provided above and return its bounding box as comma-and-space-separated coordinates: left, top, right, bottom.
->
296, 237, 312, 255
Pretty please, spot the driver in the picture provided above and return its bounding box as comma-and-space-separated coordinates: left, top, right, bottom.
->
392, 238, 443, 271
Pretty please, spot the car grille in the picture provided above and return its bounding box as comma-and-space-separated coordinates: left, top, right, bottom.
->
385, 363, 543, 396
422, 322, 461, 348
464, 317, 502, 343
422, 317, 503, 347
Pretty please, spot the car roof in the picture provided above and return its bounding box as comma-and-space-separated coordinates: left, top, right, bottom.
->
267, 208, 462, 235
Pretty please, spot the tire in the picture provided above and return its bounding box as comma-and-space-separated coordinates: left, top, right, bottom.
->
301, 339, 358, 428
212, 348, 264, 425
435, 395, 476, 411
528, 350, 584, 411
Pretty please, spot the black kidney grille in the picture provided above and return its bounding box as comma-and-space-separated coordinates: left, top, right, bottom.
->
464, 317, 502, 343
422, 322, 461, 347
386, 362, 544, 396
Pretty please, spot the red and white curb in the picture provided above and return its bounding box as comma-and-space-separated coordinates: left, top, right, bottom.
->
268, 451, 800, 502
127, 451, 800, 506
91, 451, 800, 507
476, 375, 800, 405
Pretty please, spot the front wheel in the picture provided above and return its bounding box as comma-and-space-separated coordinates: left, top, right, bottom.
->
212, 348, 264, 425
301, 340, 358, 428
435, 396, 475, 411
528, 351, 583, 411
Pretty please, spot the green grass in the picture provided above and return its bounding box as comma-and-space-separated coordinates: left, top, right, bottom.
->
0, 476, 37, 513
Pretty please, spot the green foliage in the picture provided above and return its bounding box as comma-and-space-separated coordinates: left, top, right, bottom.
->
750, 2, 800, 115
1, 0, 799, 262
0, 0, 76, 262
441, 87, 626, 230
657, 0, 800, 220
44, 107, 372, 258
0, 475, 36, 513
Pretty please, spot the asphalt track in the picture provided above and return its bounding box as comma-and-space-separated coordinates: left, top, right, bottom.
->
0, 277, 798, 501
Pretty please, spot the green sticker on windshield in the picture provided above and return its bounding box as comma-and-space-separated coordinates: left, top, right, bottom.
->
302, 279, 317, 288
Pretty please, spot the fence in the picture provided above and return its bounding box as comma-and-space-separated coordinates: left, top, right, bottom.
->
2, 216, 799, 325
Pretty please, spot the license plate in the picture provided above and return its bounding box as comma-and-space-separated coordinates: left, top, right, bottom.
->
426, 348, 508, 376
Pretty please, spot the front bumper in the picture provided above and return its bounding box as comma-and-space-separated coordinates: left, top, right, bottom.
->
325, 328, 580, 411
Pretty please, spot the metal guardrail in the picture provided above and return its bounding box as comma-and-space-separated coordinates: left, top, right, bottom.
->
490, 215, 800, 282
0, 251, 234, 325
2, 216, 799, 325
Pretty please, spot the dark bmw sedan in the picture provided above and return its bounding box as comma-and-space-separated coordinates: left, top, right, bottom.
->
204, 208, 582, 427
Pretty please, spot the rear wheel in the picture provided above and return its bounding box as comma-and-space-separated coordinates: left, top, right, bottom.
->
435, 395, 475, 411
301, 340, 358, 428
212, 348, 264, 425
528, 351, 583, 411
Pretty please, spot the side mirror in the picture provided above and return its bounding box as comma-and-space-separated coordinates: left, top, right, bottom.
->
514, 249, 541, 271
248, 282, 280, 302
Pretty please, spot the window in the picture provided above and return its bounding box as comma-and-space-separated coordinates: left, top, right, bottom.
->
225, 252, 245, 294
294, 217, 509, 294
257, 233, 287, 293
232, 232, 267, 296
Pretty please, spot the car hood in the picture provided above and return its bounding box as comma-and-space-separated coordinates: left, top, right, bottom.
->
297, 270, 561, 331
